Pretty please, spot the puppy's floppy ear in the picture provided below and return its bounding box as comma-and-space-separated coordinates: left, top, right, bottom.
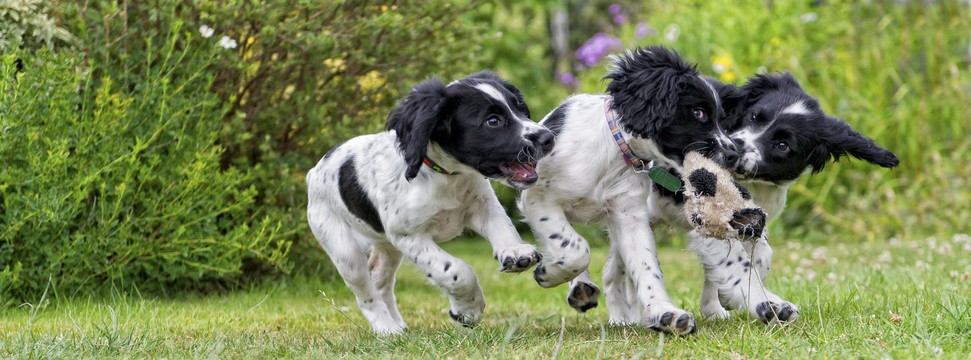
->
740, 72, 803, 107
386, 78, 450, 180
710, 78, 746, 128
605, 46, 697, 139
807, 116, 899, 172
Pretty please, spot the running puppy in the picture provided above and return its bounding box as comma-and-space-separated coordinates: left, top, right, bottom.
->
307, 71, 554, 335
519, 46, 741, 335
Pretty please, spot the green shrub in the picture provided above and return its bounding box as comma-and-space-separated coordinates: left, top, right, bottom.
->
0, 27, 289, 303
54, 1, 487, 271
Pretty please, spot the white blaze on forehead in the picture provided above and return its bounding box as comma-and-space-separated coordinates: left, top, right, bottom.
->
475, 83, 510, 106
781, 101, 809, 115
475, 82, 532, 125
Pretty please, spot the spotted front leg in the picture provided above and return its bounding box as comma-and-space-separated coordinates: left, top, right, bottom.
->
520, 192, 591, 288
690, 231, 799, 325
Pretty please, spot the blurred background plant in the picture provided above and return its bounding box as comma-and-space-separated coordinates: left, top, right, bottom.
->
1, 0, 968, 302
0, 0, 76, 51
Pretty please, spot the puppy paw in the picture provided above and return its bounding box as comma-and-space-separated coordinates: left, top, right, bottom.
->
448, 309, 479, 328
754, 301, 799, 325
372, 322, 406, 336
533, 259, 587, 288
647, 308, 696, 336
494, 244, 542, 273
448, 296, 485, 328
566, 281, 601, 313
701, 306, 732, 320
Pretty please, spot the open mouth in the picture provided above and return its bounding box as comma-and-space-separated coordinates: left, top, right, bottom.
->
500, 162, 538, 189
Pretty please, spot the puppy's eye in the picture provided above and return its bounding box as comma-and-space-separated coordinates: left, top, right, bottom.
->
485, 116, 502, 128
692, 108, 707, 122
774, 141, 790, 152
750, 112, 757, 121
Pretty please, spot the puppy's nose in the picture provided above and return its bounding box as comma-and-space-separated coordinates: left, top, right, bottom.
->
724, 149, 739, 167
527, 129, 555, 154
723, 141, 740, 167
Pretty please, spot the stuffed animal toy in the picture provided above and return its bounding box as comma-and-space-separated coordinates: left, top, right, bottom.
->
681, 152, 766, 241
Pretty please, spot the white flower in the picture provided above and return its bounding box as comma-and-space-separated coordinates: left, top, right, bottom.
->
663, 24, 680, 42
800, 12, 818, 23
218, 35, 238, 49
199, 25, 214, 38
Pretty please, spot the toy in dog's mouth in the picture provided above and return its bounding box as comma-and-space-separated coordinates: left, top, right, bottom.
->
500, 162, 538, 190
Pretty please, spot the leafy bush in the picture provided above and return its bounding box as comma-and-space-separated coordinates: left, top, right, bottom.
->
54, 1, 487, 270
0, 26, 288, 303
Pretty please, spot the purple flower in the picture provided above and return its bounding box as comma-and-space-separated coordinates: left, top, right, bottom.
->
576, 33, 622, 66
613, 14, 627, 25
557, 72, 578, 87
635, 21, 655, 38
609, 4, 622, 15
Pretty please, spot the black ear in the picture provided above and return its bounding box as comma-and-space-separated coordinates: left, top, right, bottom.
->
386, 78, 450, 180
740, 72, 803, 107
709, 77, 746, 127
808, 116, 899, 172
604, 46, 697, 139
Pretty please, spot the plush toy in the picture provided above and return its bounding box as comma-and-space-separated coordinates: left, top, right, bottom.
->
681, 152, 766, 241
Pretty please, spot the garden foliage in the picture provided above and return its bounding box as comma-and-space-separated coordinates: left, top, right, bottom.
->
59, 1, 486, 266
0, 27, 288, 303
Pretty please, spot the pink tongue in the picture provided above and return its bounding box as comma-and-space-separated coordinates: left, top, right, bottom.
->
509, 163, 537, 181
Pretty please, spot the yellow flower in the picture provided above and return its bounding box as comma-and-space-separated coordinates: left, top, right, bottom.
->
720, 71, 737, 83
358, 71, 386, 92
711, 54, 733, 74
381, 5, 389, 12
770, 37, 781, 47
324, 58, 346, 72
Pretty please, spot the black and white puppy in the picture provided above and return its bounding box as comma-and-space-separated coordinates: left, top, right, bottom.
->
566, 72, 900, 325
307, 71, 554, 335
518, 46, 740, 335
689, 72, 898, 323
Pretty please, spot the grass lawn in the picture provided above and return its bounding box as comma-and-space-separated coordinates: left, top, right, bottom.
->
3, 234, 969, 358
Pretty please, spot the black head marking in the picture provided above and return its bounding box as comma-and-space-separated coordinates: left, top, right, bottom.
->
604, 46, 697, 140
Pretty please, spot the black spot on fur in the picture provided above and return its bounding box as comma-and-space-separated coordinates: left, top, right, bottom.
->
444, 262, 451, 272
539, 217, 549, 222
734, 181, 752, 200
543, 103, 568, 136
549, 233, 562, 240
691, 213, 703, 226
560, 240, 570, 248
338, 157, 384, 233
688, 168, 718, 197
